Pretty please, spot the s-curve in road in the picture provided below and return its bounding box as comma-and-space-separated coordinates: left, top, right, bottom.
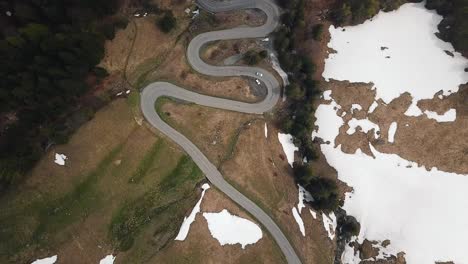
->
140, 0, 302, 263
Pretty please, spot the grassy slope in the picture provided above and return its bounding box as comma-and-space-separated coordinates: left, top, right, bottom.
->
0, 98, 204, 263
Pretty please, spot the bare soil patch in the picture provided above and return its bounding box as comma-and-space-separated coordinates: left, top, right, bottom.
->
149, 42, 260, 102
190, 8, 266, 35
200, 39, 259, 66
154, 100, 335, 263
220, 120, 335, 264
157, 99, 255, 166
323, 80, 468, 175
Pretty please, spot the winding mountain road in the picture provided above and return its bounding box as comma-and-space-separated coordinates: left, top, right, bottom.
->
140, 0, 301, 263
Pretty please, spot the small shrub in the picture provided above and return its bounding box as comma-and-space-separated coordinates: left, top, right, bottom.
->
158, 11, 176, 33
243, 50, 261, 65
338, 215, 360, 241
259, 50, 268, 58
311, 23, 324, 40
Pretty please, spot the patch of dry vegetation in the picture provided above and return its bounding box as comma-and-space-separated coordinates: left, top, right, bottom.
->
150, 187, 286, 264
323, 80, 468, 174
0, 99, 204, 263
154, 99, 335, 263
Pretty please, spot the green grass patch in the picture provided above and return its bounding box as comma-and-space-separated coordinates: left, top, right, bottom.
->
154, 97, 178, 124
32, 144, 124, 243
0, 144, 124, 259
133, 57, 163, 89
127, 90, 140, 109
128, 140, 164, 184
109, 155, 203, 252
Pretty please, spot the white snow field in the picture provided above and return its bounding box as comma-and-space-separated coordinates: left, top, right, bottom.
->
313, 99, 468, 264
31, 255, 57, 264
322, 2, 468, 104
99, 255, 116, 264
175, 183, 210, 241
318, 3, 468, 262
278, 133, 298, 166
203, 209, 262, 249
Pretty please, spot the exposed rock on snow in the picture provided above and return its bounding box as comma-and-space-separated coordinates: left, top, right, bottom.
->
203, 209, 262, 249
278, 133, 298, 166
424, 108, 456, 122
54, 153, 67, 166
31, 255, 57, 264
175, 183, 210, 241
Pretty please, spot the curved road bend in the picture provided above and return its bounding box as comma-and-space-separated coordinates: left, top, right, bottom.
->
140, 0, 302, 263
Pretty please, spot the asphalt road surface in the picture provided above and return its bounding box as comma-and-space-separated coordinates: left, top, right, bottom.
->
140, 0, 302, 263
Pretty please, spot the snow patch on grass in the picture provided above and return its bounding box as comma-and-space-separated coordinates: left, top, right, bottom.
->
292, 207, 305, 236
278, 133, 298, 166
297, 185, 313, 213
388, 122, 397, 143
322, 212, 337, 240
175, 183, 210, 241
424, 108, 456, 122
264, 123, 268, 138
99, 255, 116, 264
203, 209, 262, 249
309, 209, 317, 219
346, 118, 380, 138
351, 104, 362, 113
31, 255, 57, 264
323, 90, 332, 100
404, 100, 423, 117
54, 153, 67, 166
368, 101, 378, 113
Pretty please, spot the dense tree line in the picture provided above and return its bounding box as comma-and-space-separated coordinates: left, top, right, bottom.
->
274, 0, 341, 211
331, 0, 404, 25
425, 0, 468, 55
274, 0, 320, 162
0, 0, 123, 192
293, 162, 340, 211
